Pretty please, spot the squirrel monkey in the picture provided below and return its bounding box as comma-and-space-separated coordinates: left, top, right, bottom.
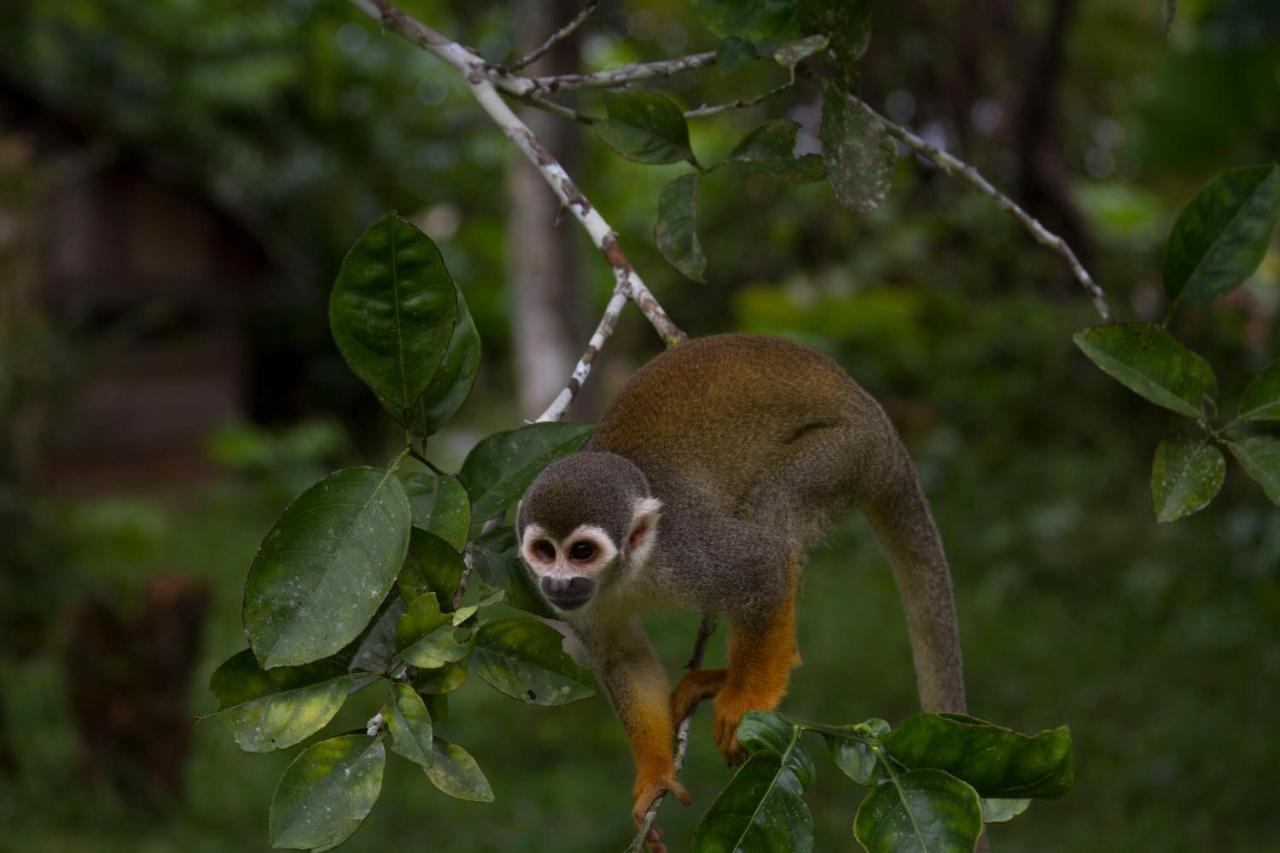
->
517, 334, 965, 823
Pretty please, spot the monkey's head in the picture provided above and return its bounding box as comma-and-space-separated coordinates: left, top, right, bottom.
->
516, 452, 661, 613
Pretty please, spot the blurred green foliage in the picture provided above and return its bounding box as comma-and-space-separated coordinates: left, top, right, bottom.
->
3, 0, 1280, 850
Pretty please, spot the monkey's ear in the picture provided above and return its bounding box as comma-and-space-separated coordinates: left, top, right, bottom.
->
625, 497, 662, 563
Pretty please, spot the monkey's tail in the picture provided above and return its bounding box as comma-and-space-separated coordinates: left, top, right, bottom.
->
862, 445, 967, 713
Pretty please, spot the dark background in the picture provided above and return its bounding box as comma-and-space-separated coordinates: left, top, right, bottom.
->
2, 0, 1279, 850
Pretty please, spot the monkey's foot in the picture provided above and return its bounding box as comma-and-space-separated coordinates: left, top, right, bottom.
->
712, 690, 766, 765
670, 668, 727, 722
631, 772, 691, 825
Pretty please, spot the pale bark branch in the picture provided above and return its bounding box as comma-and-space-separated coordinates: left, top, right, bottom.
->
505, 0, 599, 72
849, 94, 1113, 322
628, 614, 717, 853
510, 52, 717, 97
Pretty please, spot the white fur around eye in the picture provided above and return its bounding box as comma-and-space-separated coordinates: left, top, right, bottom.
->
521, 524, 557, 571
565, 525, 618, 571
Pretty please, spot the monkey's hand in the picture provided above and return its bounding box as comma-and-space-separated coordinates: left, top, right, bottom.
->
631, 769, 691, 825
712, 689, 759, 766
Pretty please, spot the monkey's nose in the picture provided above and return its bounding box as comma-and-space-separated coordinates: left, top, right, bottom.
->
540, 576, 595, 611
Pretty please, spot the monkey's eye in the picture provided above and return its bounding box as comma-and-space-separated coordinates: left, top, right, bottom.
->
569, 541, 597, 561
533, 540, 556, 561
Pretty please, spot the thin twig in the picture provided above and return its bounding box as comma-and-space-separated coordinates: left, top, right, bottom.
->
516, 92, 599, 126
684, 79, 795, 118
849, 94, 1113, 322
628, 614, 717, 853
505, 0, 599, 72
507, 52, 717, 97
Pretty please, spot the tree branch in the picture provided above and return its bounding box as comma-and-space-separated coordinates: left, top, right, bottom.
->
850, 94, 1113, 322
509, 52, 717, 97
628, 614, 717, 853
505, 0, 599, 72
684, 79, 795, 118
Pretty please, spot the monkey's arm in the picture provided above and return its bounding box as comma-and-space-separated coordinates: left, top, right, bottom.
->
581, 617, 691, 823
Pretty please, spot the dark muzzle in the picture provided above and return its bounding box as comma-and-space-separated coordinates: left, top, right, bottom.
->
540, 576, 595, 611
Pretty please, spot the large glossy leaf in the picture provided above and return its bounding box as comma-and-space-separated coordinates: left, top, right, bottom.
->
693, 0, 801, 43
330, 212, 457, 417
382, 682, 433, 769
395, 593, 473, 668
1073, 323, 1217, 418
820, 83, 895, 213
1228, 436, 1280, 505
1164, 164, 1280, 304
736, 711, 816, 785
245, 467, 411, 668
729, 120, 825, 184
853, 769, 982, 853
798, 0, 871, 72
656, 173, 706, 283
470, 618, 595, 705
402, 286, 482, 435
457, 422, 594, 521
693, 751, 814, 853
398, 529, 466, 609
209, 650, 351, 753
402, 473, 470, 551
823, 718, 890, 785
595, 93, 694, 165
883, 713, 1073, 799
268, 735, 385, 850
1151, 437, 1225, 522
424, 737, 494, 802
469, 527, 555, 618
1237, 359, 1280, 422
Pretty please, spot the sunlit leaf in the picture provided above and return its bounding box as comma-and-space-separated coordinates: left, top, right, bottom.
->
655, 173, 706, 283
853, 769, 982, 853
1073, 323, 1216, 418
883, 713, 1074, 799
245, 467, 411, 668
268, 735, 385, 850
470, 618, 595, 705
457, 422, 594, 521
330, 212, 456, 418
1228, 436, 1280, 505
414, 659, 468, 694
1164, 164, 1280, 304
395, 593, 473, 668
1237, 359, 1280, 422
595, 93, 694, 165
820, 83, 895, 213
1151, 437, 1225, 522
424, 737, 494, 802
209, 650, 351, 753
382, 682, 433, 769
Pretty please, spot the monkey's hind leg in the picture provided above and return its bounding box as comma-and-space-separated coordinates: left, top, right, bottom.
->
713, 556, 801, 765
670, 667, 726, 723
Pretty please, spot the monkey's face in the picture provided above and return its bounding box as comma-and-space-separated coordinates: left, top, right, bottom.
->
518, 523, 619, 611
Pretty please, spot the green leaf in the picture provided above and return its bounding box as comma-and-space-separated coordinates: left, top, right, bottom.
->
823, 719, 890, 785
717, 36, 761, 75
655, 173, 706, 283
1164, 164, 1280, 304
693, 751, 814, 853
853, 769, 982, 853
1072, 323, 1217, 418
403, 472, 470, 552
595, 93, 695, 165
330, 212, 457, 417
772, 34, 828, 70
403, 286, 482, 435
883, 713, 1073, 799
424, 737, 494, 802
729, 120, 826, 184
382, 682, 433, 769
693, 0, 801, 43
469, 527, 555, 618
1237, 359, 1280, 421
1228, 436, 1280, 505
819, 83, 896, 213
798, 0, 871, 71
348, 598, 405, 675
398, 529, 466, 609
395, 593, 473, 668
736, 711, 816, 785
470, 618, 595, 705
209, 650, 351, 753
414, 659, 468, 694
458, 422, 594, 521
981, 798, 1031, 823
1151, 437, 1225, 522
268, 735, 385, 850
245, 467, 411, 668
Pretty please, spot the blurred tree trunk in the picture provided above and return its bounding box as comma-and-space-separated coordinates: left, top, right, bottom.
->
507, 0, 597, 420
